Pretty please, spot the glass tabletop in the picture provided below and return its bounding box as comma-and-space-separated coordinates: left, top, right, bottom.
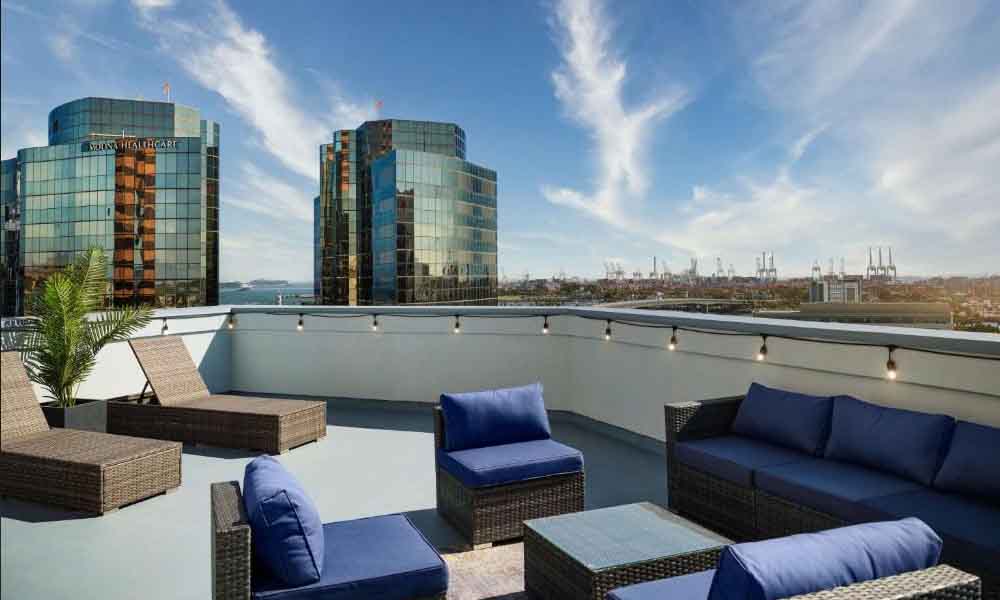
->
525, 502, 731, 571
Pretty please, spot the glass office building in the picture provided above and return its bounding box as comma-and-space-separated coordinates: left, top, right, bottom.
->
0, 97, 219, 316
316, 119, 497, 306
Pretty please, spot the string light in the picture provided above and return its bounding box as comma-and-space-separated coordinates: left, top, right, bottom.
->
668, 326, 678, 351
453, 316, 461, 334
542, 316, 550, 335
227, 314, 235, 330
886, 346, 897, 380
372, 315, 379, 332
757, 335, 768, 361
604, 320, 612, 341
161, 318, 168, 335
296, 314, 304, 332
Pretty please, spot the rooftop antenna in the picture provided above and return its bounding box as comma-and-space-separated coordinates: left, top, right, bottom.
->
162, 81, 171, 103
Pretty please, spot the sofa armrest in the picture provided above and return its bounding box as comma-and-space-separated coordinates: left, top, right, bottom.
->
211, 481, 251, 600
784, 565, 980, 600
665, 395, 744, 444
433, 406, 445, 451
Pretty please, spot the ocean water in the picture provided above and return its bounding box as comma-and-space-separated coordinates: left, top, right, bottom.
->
220, 285, 313, 305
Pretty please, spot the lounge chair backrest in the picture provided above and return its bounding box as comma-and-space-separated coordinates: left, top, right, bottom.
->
130, 336, 211, 407
1, 352, 50, 446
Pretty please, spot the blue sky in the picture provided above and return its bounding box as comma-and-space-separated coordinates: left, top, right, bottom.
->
2, 0, 998, 281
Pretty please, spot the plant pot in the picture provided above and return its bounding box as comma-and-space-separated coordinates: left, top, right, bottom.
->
41, 398, 107, 432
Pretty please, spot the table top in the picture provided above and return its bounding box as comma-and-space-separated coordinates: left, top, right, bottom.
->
524, 502, 731, 571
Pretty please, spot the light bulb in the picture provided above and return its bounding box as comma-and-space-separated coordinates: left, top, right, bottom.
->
886, 346, 897, 380
372, 315, 379, 332
668, 327, 677, 351
757, 336, 768, 361
227, 314, 235, 330
297, 314, 304, 332
453, 316, 461, 334
542, 316, 550, 335
604, 320, 612, 341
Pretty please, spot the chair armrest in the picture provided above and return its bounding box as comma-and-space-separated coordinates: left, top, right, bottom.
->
664, 395, 744, 443
433, 406, 445, 451
784, 565, 981, 600
211, 481, 251, 600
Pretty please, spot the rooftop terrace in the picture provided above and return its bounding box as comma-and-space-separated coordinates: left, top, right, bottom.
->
2, 306, 998, 599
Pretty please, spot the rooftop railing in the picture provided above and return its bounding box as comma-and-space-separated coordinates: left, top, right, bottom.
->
17, 304, 995, 440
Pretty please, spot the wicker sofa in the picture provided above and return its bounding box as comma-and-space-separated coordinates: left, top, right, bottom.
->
0, 352, 181, 515
607, 518, 981, 600
665, 383, 1000, 599
434, 383, 585, 548
108, 336, 326, 454
211, 457, 447, 600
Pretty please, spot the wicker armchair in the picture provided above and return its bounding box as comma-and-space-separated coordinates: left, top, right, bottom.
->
108, 336, 326, 454
0, 352, 181, 515
210, 481, 446, 600
434, 406, 584, 548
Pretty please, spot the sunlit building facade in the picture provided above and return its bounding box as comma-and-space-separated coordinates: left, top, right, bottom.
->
0, 97, 219, 316
316, 119, 497, 306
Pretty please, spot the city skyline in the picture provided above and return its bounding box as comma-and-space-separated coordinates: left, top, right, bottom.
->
2, 0, 999, 281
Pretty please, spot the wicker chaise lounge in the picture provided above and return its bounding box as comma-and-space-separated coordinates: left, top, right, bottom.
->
0, 352, 181, 515
108, 336, 326, 454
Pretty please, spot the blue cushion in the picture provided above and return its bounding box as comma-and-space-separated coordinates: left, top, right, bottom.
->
252, 514, 447, 600
437, 439, 583, 488
756, 458, 922, 523
244, 456, 325, 586
933, 420, 1000, 501
731, 383, 833, 455
861, 489, 1000, 575
825, 396, 954, 485
706, 518, 941, 600
674, 435, 812, 487
440, 383, 551, 451
607, 569, 715, 600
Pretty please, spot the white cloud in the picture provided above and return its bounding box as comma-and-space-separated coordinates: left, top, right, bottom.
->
130, 0, 173, 10
789, 123, 827, 162
222, 162, 313, 222
136, 0, 374, 182
543, 0, 689, 228
47, 33, 77, 62
220, 229, 311, 282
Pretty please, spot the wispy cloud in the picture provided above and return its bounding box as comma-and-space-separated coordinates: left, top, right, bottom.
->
223, 162, 313, 222
135, 0, 374, 182
47, 33, 77, 62
220, 229, 311, 281
542, 0, 689, 228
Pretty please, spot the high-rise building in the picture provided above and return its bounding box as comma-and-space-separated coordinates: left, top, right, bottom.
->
315, 119, 497, 306
1, 97, 219, 316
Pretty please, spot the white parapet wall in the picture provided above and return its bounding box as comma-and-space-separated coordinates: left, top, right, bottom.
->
9, 305, 996, 441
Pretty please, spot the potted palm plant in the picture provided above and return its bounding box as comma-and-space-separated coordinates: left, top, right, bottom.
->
22, 247, 152, 431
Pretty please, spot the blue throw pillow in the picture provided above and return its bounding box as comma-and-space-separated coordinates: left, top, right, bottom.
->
934, 420, 1000, 501
243, 456, 325, 586
731, 383, 833, 455
707, 518, 942, 600
825, 396, 954, 486
440, 383, 551, 451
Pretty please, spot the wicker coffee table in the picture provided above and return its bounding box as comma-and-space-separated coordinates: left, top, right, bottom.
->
523, 502, 730, 600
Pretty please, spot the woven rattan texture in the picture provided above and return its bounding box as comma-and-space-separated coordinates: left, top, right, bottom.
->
130, 336, 211, 406
1, 352, 50, 446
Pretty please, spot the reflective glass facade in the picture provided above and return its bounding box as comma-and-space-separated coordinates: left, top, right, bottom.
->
0, 97, 219, 316
316, 119, 496, 306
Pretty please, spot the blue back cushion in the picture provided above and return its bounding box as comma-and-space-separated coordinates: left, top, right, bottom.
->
731, 383, 833, 455
825, 396, 954, 486
707, 518, 941, 600
934, 420, 1000, 501
440, 383, 551, 451
243, 456, 325, 586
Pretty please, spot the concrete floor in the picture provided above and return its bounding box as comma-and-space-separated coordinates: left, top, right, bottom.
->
0, 399, 666, 600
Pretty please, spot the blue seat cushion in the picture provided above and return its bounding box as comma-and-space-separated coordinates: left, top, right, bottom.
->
252, 514, 447, 600
706, 518, 941, 600
731, 383, 833, 455
244, 456, 325, 586
934, 420, 1000, 502
756, 458, 922, 523
861, 489, 1000, 575
437, 439, 583, 488
440, 383, 551, 451
674, 435, 812, 487
608, 569, 716, 600
825, 396, 954, 486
